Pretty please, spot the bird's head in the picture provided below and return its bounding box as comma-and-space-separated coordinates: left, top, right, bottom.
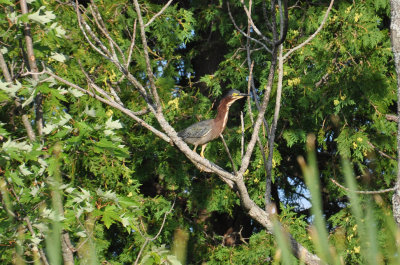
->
224, 89, 250, 106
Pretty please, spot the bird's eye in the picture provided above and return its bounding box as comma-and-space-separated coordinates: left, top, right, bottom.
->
232, 93, 238, 96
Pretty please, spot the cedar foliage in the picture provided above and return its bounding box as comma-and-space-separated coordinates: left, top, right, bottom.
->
0, 0, 399, 264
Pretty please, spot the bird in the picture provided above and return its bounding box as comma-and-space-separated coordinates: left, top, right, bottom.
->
178, 89, 249, 157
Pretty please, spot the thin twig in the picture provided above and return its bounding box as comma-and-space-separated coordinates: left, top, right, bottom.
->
0, 52, 36, 141
368, 141, 396, 161
240, 111, 245, 160
126, 19, 137, 68
134, 238, 149, 265
246, 61, 269, 203
89, 1, 126, 62
77, 59, 115, 102
275, 0, 288, 46
330, 178, 396, 194
240, 0, 274, 45
144, 0, 173, 27
45, 70, 171, 142
150, 199, 175, 241
227, 2, 272, 54
283, 0, 334, 61
75, 0, 113, 60
245, 19, 270, 136
220, 134, 237, 175
24, 217, 50, 265
264, 44, 284, 208
134, 199, 176, 265
133, 0, 162, 111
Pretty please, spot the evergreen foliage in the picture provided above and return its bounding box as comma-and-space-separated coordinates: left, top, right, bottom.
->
0, 0, 400, 264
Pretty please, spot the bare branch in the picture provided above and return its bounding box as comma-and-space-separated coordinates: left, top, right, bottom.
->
246, 60, 270, 208
275, 0, 288, 45
240, 111, 245, 159
134, 238, 149, 265
133, 0, 162, 111
75, 1, 112, 60
144, 0, 173, 28
89, 0, 126, 62
134, 199, 175, 265
77, 59, 114, 102
368, 141, 396, 160
283, 0, 334, 61
245, 16, 270, 135
315, 72, 330, 88
20, 0, 43, 137
238, 47, 278, 179
227, 2, 272, 54
0, 51, 36, 141
220, 134, 237, 175
264, 44, 284, 207
126, 19, 137, 68
240, 0, 274, 45
150, 199, 175, 241
330, 178, 396, 194
386, 114, 398, 122
390, 0, 400, 228
45, 70, 171, 143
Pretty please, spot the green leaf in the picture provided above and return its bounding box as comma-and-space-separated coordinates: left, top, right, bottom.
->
28, 6, 56, 24
9, 171, 25, 186
50, 52, 67, 62
101, 205, 120, 229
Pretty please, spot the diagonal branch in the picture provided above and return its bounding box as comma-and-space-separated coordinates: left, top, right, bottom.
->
0, 51, 36, 141
220, 134, 237, 175
45, 70, 171, 143
282, 0, 334, 61
133, 0, 162, 111
144, 0, 174, 28
134, 199, 175, 265
240, 0, 274, 45
126, 19, 137, 68
330, 178, 397, 194
227, 2, 272, 54
89, 0, 126, 62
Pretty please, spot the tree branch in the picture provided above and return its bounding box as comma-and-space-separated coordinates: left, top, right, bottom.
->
20, 0, 43, 137
240, 0, 274, 45
0, 51, 36, 141
144, 0, 173, 28
282, 0, 334, 61
227, 2, 272, 54
367, 141, 396, 161
265, 44, 284, 208
65, 2, 321, 264
45, 70, 171, 143
133, 0, 162, 111
220, 134, 237, 175
330, 178, 396, 194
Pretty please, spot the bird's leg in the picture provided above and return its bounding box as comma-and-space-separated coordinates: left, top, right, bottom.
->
200, 144, 207, 158
193, 145, 198, 153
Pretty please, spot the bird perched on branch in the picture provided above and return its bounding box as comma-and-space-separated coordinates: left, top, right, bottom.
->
178, 89, 249, 157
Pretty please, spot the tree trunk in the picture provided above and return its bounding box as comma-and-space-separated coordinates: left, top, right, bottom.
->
390, 0, 400, 226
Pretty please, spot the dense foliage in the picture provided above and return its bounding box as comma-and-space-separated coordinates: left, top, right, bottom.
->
1, 0, 399, 264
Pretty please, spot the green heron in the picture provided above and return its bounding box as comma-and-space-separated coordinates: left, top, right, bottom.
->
178, 89, 249, 157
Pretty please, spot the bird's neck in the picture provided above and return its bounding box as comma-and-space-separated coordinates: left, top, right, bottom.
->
214, 98, 231, 131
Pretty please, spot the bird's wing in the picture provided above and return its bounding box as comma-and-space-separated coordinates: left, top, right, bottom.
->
178, 120, 213, 139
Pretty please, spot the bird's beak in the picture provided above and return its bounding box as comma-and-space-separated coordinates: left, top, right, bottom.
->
236, 92, 250, 98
